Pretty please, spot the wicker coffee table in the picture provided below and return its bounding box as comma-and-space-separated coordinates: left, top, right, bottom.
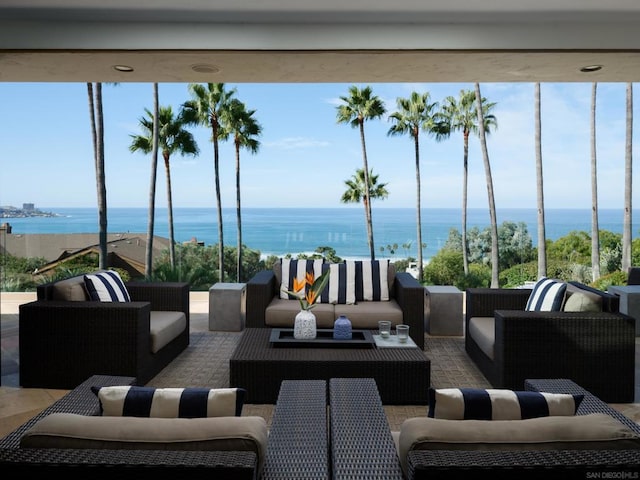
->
229, 328, 430, 404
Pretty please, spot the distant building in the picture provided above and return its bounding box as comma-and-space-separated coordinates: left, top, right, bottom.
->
1, 228, 171, 279
22, 203, 35, 211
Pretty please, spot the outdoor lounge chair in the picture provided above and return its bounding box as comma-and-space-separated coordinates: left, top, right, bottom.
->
19, 275, 190, 389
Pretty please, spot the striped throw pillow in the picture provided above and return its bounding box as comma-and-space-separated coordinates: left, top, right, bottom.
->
84, 270, 131, 302
91, 385, 246, 418
279, 258, 324, 300
525, 277, 567, 311
353, 259, 390, 301
319, 262, 356, 305
428, 387, 583, 420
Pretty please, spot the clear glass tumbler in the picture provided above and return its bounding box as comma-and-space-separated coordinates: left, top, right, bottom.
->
396, 324, 410, 343
378, 320, 391, 339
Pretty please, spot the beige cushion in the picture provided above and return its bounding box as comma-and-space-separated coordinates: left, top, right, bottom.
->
398, 413, 640, 473
149, 311, 186, 353
21, 413, 268, 473
467, 316, 495, 360
265, 298, 336, 327
563, 291, 602, 312
334, 300, 403, 328
563, 283, 603, 311
51, 275, 89, 301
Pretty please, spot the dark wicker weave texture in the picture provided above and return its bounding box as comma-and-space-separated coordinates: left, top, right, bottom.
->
262, 380, 329, 480
230, 328, 430, 404
330, 378, 404, 479
464, 287, 636, 403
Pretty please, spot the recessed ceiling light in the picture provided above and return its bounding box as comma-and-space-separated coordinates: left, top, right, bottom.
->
113, 65, 134, 72
580, 65, 603, 73
191, 64, 220, 74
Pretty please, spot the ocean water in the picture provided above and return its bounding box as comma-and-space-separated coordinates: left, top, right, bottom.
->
3, 207, 638, 261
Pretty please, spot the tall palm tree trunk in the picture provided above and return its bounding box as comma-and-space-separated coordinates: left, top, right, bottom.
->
590, 83, 601, 280
212, 124, 225, 282
534, 83, 547, 278
359, 122, 375, 260
87, 82, 108, 270
414, 134, 424, 282
461, 133, 470, 275
474, 83, 499, 288
622, 82, 633, 273
145, 83, 159, 279
163, 152, 176, 269
235, 144, 243, 281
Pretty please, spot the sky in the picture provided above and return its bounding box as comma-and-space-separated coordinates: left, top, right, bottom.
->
1, 81, 638, 211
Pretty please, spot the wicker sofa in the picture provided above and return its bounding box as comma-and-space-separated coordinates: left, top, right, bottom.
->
465, 281, 636, 403
330, 377, 639, 479
402, 379, 640, 479
246, 259, 426, 349
0, 375, 329, 478
19, 274, 190, 389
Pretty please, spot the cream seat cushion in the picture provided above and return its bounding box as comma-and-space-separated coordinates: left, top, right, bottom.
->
397, 413, 640, 474
149, 311, 186, 353
21, 413, 268, 472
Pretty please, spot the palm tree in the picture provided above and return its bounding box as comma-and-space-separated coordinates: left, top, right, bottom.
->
336, 85, 386, 260
340, 169, 389, 233
622, 82, 633, 273
182, 83, 236, 282
534, 83, 547, 278
144, 82, 160, 279
129, 104, 198, 269
590, 83, 601, 281
387, 91, 446, 282
439, 89, 497, 275
220, 98, 262, 281
87, 82, 107, 270
474, 83, 499, 288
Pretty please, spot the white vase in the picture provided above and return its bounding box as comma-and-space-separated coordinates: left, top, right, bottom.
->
294, 309, 317, 339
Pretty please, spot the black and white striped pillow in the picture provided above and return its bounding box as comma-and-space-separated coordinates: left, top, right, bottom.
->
91, 385, 246, 418
525, 277, 567, 311
427, 387, 583, 420
84, 270, 131, 302
318, 262, 356, 305
353, 259, 390, 301
279, 258, 325, 300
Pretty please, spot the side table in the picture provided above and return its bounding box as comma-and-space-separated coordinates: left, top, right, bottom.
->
607, 285, 640, 336
424, 285, 463, 336
209, 282, 246, 331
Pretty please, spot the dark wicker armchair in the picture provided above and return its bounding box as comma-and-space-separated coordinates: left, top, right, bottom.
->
19, 278, 190, 389
464, 284, 636, 403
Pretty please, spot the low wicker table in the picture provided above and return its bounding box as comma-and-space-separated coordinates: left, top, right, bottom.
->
230, 328, 430, 404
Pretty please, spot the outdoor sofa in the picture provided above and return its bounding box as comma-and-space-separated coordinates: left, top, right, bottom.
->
246, 258, 426, 349
329, 377, 640, 479
465, 280, 636, 403
0, 374, 329, 479
401, 379, 640, 479
19, 272, 190, 389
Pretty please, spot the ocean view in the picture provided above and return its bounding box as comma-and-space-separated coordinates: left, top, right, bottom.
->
3, 207, 638, 261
